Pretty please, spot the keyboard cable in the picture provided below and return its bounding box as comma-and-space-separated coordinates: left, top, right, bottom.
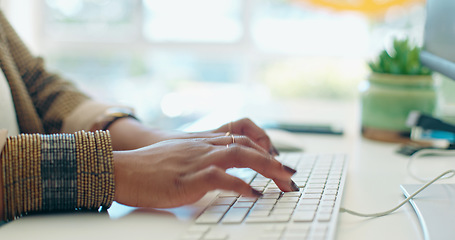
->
340, 169, 455, 217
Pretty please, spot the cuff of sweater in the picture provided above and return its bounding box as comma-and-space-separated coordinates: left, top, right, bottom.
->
61, 100, 113, 133
0, 130, 114, 221
61, 100, 135, 133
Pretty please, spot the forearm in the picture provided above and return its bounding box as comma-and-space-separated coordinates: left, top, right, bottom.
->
0, 155, 3, 221
105, 118, 160, 150
101, 118, 222, 151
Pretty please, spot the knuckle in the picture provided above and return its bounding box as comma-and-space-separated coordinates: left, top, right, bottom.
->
173, 175, 186, 193
226, 144, 242, 157
239, 117, 252, 123
232, 177, 248, 188
225, 145, 244, 165
238, 118, 252, 126
259, 155, 275, 173
204, 166, 223, 182
228, 147, 246, 160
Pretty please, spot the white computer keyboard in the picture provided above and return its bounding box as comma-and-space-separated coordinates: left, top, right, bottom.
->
181, 152, 347, 240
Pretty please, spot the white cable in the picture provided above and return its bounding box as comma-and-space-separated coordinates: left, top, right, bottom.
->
407, 148, 455, 182
340, 169, 455, 218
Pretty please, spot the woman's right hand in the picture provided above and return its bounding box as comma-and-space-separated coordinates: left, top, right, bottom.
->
113, 135, 297, 209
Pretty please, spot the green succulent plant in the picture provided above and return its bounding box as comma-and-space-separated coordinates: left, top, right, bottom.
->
368, 38, 432, 75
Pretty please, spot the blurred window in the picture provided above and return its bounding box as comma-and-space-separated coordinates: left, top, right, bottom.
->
44, 0, 138, 41
143, 0, 242, 42
35, 0, 425, 128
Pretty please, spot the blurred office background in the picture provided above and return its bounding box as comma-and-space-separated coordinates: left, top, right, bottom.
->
0, 0, 427, 129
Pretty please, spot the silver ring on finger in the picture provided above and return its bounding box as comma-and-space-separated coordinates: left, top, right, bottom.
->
226, 134, 235, 148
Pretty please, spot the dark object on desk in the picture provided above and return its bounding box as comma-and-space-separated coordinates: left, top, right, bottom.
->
397, 111, 455, 156
262, 122, 343, 135
396, 143, 455, 156
407, 111, 455, 135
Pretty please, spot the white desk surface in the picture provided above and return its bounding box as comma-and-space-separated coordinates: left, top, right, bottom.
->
2, 99, 454, 240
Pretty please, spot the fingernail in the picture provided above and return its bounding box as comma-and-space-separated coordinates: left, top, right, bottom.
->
251, 188, 264, 197
290, 180, 300, 191
269, 145, 280, 156
283, 165, 297, 175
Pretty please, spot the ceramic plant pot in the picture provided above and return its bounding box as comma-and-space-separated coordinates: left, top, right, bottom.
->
360, 73, 438, 142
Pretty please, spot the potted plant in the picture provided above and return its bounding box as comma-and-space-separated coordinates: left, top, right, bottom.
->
361, 37, 438, 142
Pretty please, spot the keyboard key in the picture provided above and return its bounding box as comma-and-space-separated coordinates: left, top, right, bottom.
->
293, 211, 316, 222
213, 197, 237, 205
232, 201, 254, 208
308, 179, 327, 184
325, 184, 339, 190
218, 191, 240, 198
252, 204, 274, 211
248, 210, 270, 217
262, 193, 281, 199
237, 196, 258, 202
299, 199, 320, 205
281, 232, 308, 240
313, 223, 329, 233
323, 190, 338, 195
222, 208, 250, 223
257, 199, 277, 204
272, 208, 294, 215
245, 215, 290, 223
310, 224, 328, 239
245, 216, 271, 223
181, 233, 205, 240
294, 181, 306, 188
287, 223, 311, 232
196, 212, 225, 224
203, 230, 228, 240
302, 193, 322, 199
326, 180, 341, 185
278, 196, 299, 203
251, 179, 270, 187
320, 200, 335, 207
206, 205, 230, 213
275, 202, 297, 209
307, 184, 325, 189
182, 225, 210, 239
317, 212, 332, 222
321, 195, 336, 201
318, 206, 333, 213
263, 188, 282, 194
186, 152, 346, 239
304, 189, 323, 194
259, 232, 282, 240
282, 191, 301, 197
187, 225, 210, 233
295, 205, 318, 212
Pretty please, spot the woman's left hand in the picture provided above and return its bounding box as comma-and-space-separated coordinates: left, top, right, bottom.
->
211, 118, 279, 156
106, 117, 278, 155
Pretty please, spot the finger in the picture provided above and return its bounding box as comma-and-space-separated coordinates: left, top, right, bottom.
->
233, 118, 279, 156
273, 178, 300, 192
205, 135, 269, 155
184, 166, 263, 198
207, 144, 296, 181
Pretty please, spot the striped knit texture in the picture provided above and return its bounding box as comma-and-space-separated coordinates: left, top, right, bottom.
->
0, 11, 89, 134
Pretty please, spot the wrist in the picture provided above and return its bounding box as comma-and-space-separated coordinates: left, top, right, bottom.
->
91, 107, 138, 132
0, 152, 3, 221
112, 150, 135, 205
